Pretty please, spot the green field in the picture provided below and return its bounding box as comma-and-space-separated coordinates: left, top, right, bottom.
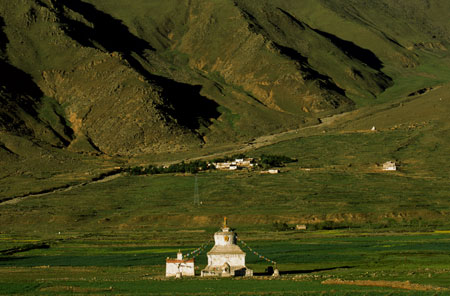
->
1, 230, 449, 295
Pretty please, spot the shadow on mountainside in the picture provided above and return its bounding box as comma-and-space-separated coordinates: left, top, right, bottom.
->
311, 28, 393, 91
277, 8, 386, 72
0, 58, 74, 145
273, 42, 346, 98
0, 17, 7, 54
50, 0, 220, 131
0, 16, 42, 117
313, 28, 385, 71
276, 8, 306, 30
0, 60, 43, 104
234, 6, 348, 100
151, 76, 221, 131
0, 16, 73, 145
55, 0, 155, 54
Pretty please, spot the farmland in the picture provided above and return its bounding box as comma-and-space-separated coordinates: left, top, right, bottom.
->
1, 230, 449, 295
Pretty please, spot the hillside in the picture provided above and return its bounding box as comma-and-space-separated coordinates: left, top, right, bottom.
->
0, 0, 450, 199
2, 0, 448, 157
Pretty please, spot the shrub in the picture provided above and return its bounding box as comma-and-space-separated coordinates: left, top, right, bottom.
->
126, 160, 215, 176
273, 221, 291, 231
259, 154, 297, 168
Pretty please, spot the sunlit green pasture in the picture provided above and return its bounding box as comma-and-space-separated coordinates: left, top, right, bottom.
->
1, 232, 449, 295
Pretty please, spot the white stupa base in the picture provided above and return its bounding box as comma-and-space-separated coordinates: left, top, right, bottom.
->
201, 266, 253, 277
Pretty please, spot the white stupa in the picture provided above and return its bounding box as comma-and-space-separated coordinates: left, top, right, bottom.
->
201, 217, 253, 277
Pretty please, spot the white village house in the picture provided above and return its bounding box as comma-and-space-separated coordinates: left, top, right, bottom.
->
213, 158, 254, 171
165, 251, 195, 277
201, 218, 253, 277
382, 161, 397, 171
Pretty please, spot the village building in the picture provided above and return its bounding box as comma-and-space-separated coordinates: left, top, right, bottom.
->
261, 169, 280, 174
295, 224, 307, 230
165, 251, 195, 277
201, 218, 253, 277
382, 161, 397, 171
213, 158, 254, 171
214, 162, 232, 170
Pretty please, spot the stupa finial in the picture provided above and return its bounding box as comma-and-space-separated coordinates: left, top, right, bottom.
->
223, 216, 228, 228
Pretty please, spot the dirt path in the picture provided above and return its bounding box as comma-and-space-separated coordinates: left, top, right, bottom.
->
0, 172, 123, 206
168, 110, 351, 165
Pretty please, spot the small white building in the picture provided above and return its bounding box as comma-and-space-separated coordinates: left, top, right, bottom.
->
214, 162, 232, 170
295, 224, 307, 230
166, 251, 195, 277
261, 169, 280, 174
201, 218, 253, 277
213, 158, 254, 171
382, 161, 397, 171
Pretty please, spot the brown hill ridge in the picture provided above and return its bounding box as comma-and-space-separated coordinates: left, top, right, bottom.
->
0, 0, 447, 155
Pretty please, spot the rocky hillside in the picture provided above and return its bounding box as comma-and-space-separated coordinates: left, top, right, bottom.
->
0, 0, 449, 156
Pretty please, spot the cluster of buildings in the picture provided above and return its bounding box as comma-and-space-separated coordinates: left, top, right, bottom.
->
212, 158, 398, 173
213, 158, 254, 171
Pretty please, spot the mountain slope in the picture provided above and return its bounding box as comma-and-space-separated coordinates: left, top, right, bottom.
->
0, 14, 72, 148
1, 0, 222, 155
0, 0, 449, 156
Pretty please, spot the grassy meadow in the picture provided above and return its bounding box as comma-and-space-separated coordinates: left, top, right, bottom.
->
0, 231, 449, 295
2, 125, 450, 234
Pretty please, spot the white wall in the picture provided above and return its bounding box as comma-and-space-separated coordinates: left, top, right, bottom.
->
208, 254, 245, 268
166, 262, 195, 277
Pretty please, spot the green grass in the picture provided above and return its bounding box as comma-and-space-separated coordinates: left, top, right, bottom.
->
2, 126, 450, 233
378, 51, 450, 104
1, 232, 449, 295
215, 105, 241, 132
0, 280, 412, 296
